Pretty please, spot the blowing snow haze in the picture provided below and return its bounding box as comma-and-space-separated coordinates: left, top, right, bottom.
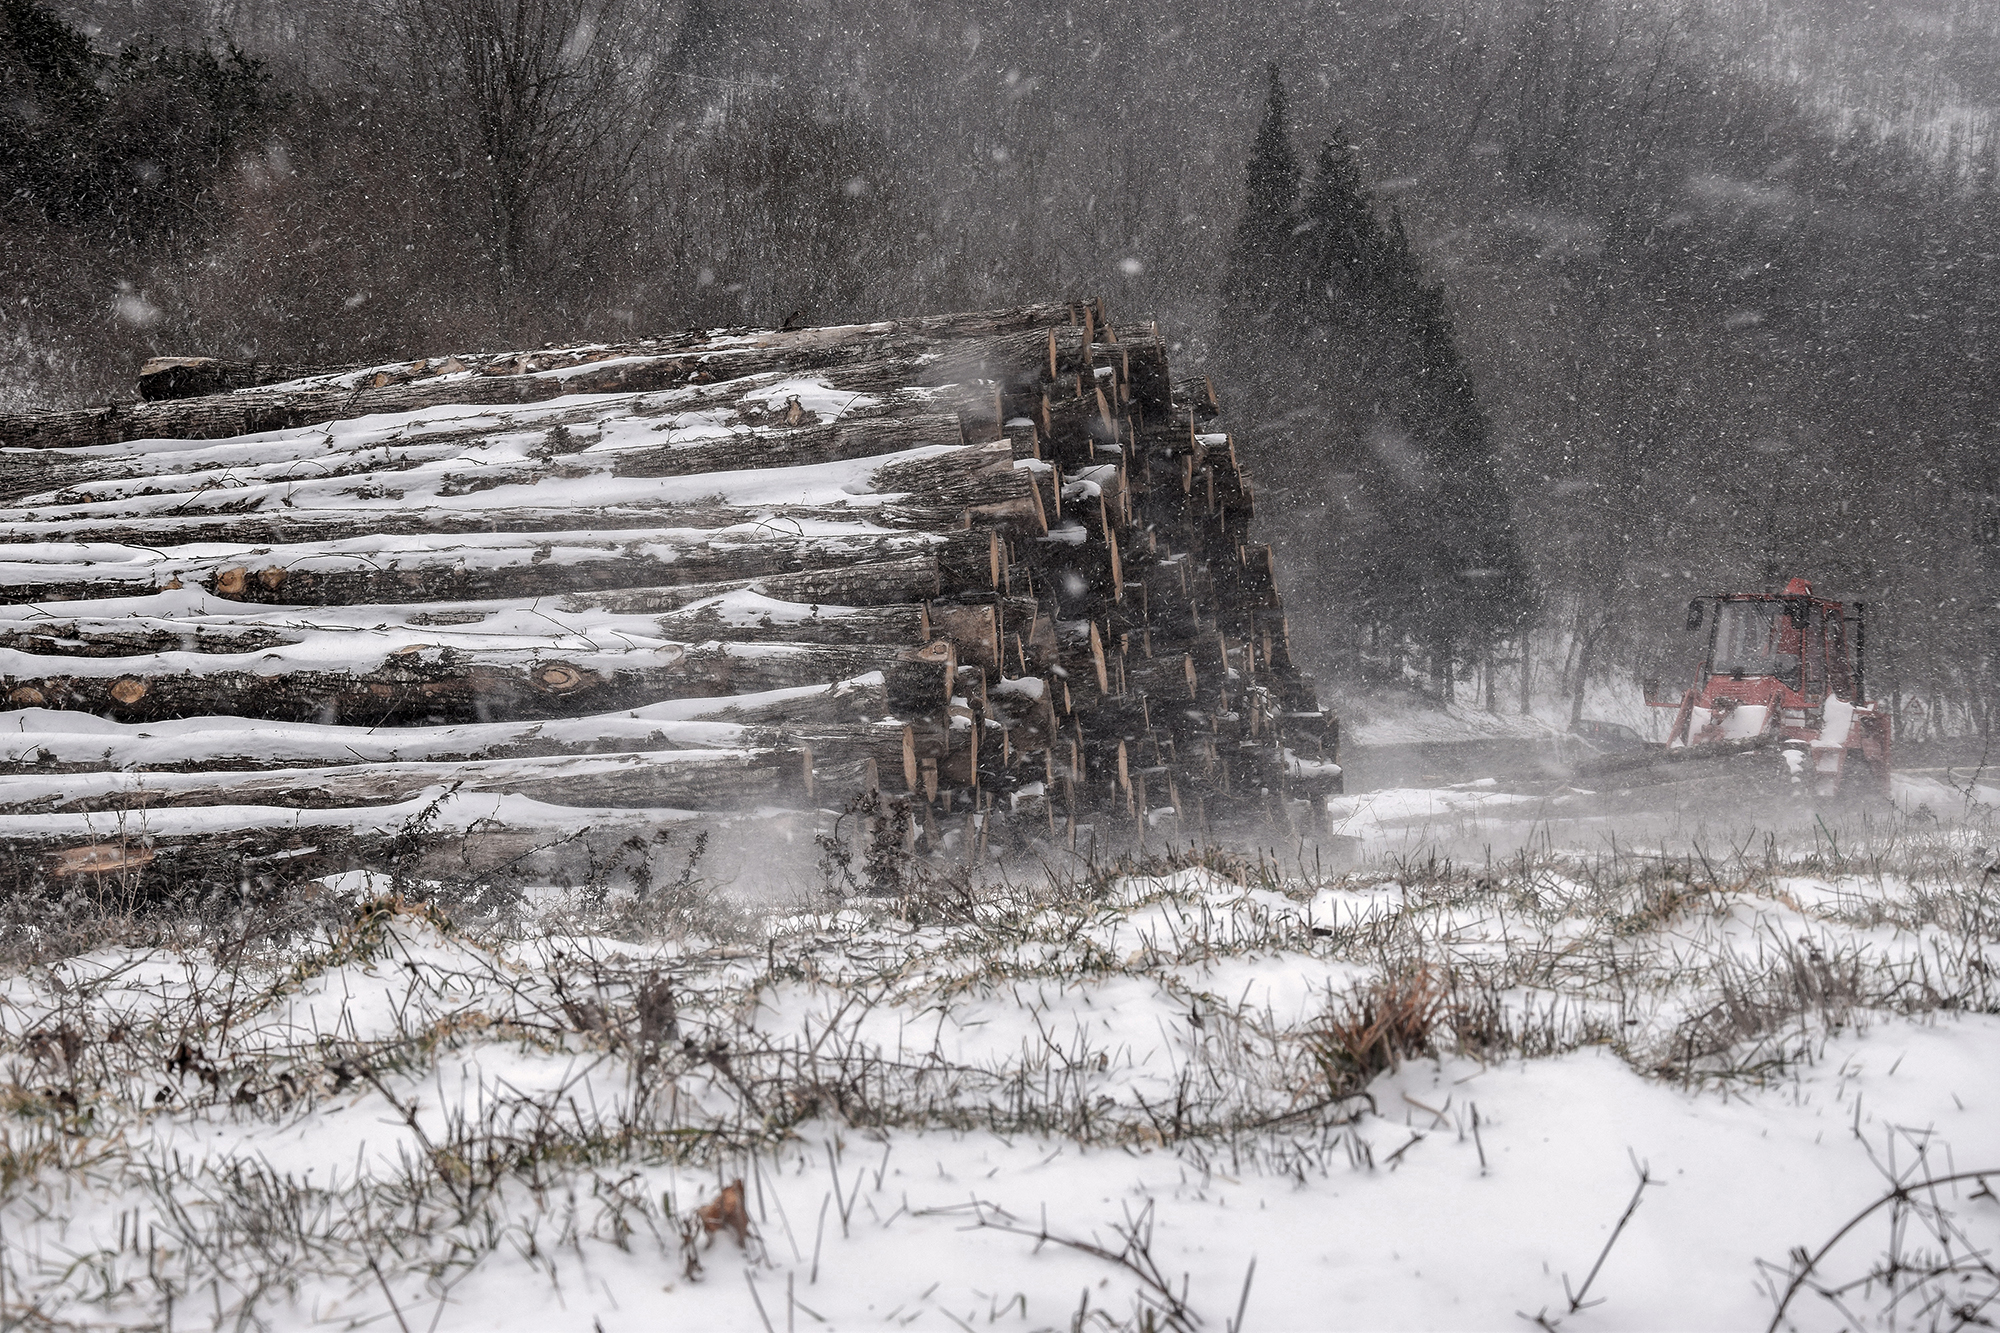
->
4, 3, 2000, 1331
8, 0, 2000, 725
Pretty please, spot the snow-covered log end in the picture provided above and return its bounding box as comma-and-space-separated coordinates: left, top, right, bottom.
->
0, 300, 1339, 897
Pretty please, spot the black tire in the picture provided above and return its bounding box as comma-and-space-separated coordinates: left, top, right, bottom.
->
1838, 753, 1890, 805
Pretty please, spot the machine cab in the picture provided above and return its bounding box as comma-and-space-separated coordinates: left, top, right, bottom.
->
1668, 577, 1879, 755
1648, 576, 1890, 795
1704, 589, 1854, 703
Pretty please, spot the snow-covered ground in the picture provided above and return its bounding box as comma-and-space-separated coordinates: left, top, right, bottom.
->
0, 792, 1994, 1331
1322, 769, 2000, 860
1327, 650, 1661, 750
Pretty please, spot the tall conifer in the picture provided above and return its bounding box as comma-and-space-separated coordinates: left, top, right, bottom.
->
1217, 80, 1530, 688
1299, 134, 1375, 287
1220, 63, 1302, 342
1290, 133, 1531, 676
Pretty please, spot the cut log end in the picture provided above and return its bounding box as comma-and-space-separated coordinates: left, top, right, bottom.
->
531, 663, 604, 695
2, 301, 1337, 865
51, 843, 156, 877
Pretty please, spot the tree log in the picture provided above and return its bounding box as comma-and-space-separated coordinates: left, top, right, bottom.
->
129, 303, 1104, 403
0, 747, 807, 815
0, 502, 958, 552
559, 553, 948, 612
0, 527, 954, 606
138, 357, 358, 401
1102, 328, 1173, 414
0, 438, 1035, 543
0, 640, 959, 725
0, 541, 996, 614
8, 325, 1106, 452
649, 598, 930, 646
0, 724, 963, 813
1173, 376, 1222, 418
0, 450, 1034, 607
0, 796, 832, 897
607, 413, 966, 478
0, 401, 967, 511
0, 595, 935, 659
0, 705, 917, 776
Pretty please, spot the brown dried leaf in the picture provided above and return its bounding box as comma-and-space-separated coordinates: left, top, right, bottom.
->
695, 1178, 750, 1246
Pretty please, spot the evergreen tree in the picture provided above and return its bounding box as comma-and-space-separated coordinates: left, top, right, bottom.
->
0, 1, 271, 242
1281, 132, 1531, 682
1299, 134, 1375, 286
0, 0, 107, 230
1219, 63, 1302, 343
1215, 64, 1310, 615
1375, 209, 1530, 654
1294, 138, 1417, 638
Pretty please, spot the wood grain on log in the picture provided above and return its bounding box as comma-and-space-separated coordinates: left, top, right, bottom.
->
0, 640, 957, 726
0, 301, 1337, 867
0, 747, 804, 815
12, 325, 1108, 452
0, 707, 919, 777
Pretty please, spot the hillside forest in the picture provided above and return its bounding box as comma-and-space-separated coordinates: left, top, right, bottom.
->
5, 0, 1999, 737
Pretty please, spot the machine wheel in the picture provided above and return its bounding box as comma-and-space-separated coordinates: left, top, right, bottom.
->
1837, 753, 1890, 806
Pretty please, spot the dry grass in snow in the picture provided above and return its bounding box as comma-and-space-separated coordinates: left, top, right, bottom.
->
0, 805, 1993, 1329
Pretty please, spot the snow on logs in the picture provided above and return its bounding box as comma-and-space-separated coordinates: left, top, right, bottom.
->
0, 300, 1340, 892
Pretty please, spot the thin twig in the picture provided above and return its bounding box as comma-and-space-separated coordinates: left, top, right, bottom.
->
1226, 1256, 1256, 1333
1766, 1168, 2000, 1333
368, 1256, 414, 1333
1565, 1157, 1660, 1314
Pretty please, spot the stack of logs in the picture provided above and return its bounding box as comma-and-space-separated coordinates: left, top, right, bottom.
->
0, 300, 1340, 892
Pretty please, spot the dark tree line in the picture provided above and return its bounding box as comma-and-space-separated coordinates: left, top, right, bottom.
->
7, 0, 2000, 735
1219, 65, 1529, 700
1, 0, 272, 241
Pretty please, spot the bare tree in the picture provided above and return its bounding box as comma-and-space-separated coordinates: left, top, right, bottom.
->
398, 0, 681, 295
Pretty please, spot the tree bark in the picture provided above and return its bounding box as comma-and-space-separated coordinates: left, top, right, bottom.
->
0, 707, 917, 775
1570, 618, 1612, 729
0, 598, 934, 657
609, 413, 965, 478
0, 529, 958, 606
0, 447, 1035, 608
558, 553, 950, 611
0, 747, 809, 815
138, 356, 359, 401
10, 322, 1119, 451
1, 640, 957, 726
0, 398, 970, 507
0, 437, 1035, 543
0, 802, 828, 896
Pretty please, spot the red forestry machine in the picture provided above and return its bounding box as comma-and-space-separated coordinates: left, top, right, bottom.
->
1640, 577, 1891, 800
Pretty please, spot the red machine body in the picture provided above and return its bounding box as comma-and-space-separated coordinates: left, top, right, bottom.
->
1663, 578, 1891, 798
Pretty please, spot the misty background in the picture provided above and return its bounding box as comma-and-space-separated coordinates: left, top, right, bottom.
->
4, 0, 1998, 738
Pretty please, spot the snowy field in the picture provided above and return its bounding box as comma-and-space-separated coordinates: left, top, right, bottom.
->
0, 786, 1996, 1331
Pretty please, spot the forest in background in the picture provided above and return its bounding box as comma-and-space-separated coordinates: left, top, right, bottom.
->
6, 0, 2000, 736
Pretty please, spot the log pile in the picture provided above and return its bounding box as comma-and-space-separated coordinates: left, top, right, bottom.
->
0, 301, 1340, 893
